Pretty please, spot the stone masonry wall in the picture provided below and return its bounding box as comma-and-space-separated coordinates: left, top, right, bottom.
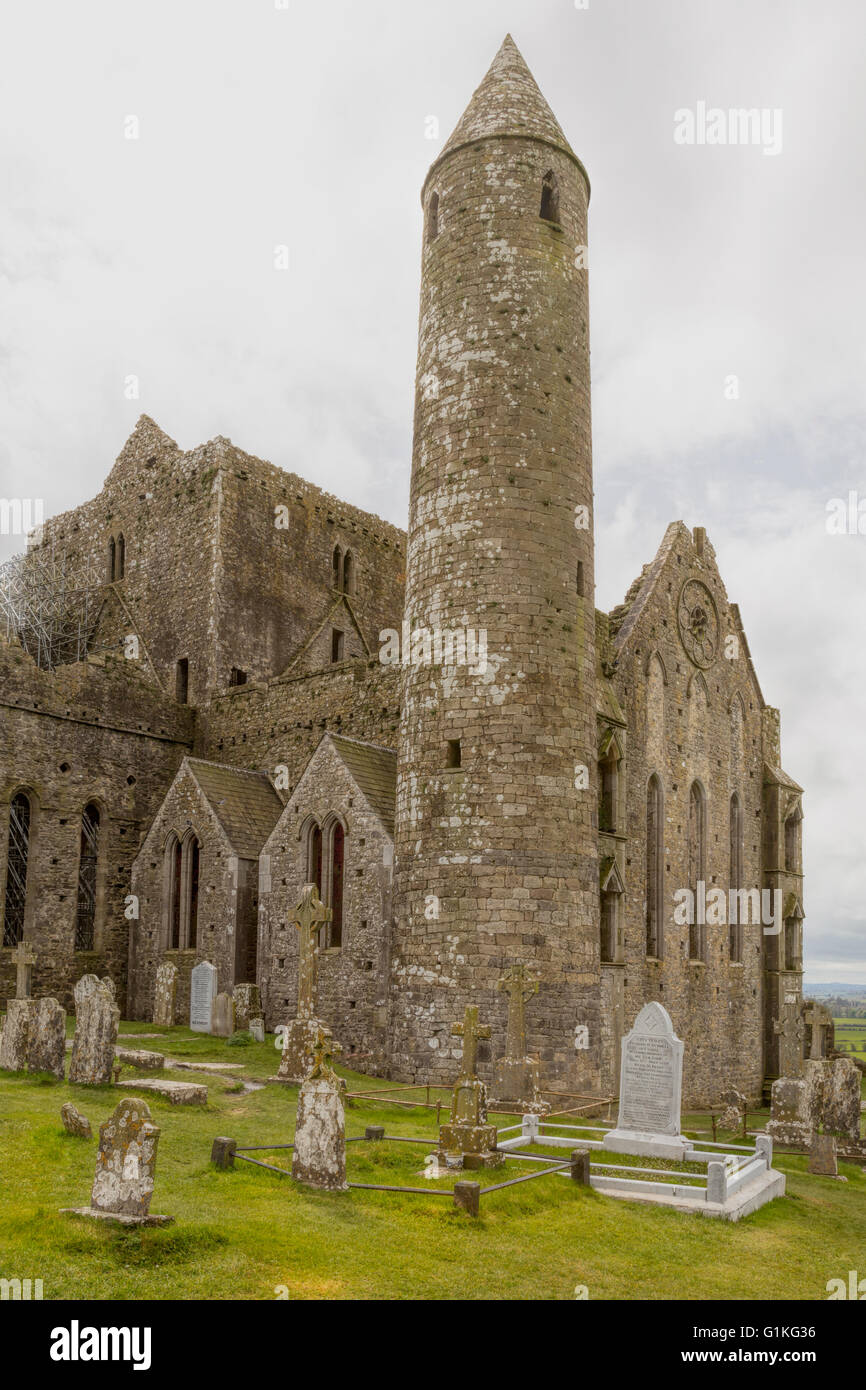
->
0, 637, 193, 1013
258, 740, 394, 1071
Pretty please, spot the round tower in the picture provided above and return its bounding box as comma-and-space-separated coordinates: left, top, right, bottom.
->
391, 36, 600, 1089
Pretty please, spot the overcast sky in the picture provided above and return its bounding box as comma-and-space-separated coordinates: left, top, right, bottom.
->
1, 0, 863, 982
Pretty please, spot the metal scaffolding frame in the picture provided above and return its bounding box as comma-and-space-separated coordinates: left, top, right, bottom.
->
0, 541, 115, 672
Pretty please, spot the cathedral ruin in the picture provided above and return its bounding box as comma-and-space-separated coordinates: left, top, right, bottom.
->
0, 37, 806, 1105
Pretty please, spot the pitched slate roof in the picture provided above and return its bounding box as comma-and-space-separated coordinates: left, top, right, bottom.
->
186, 759, 283, 858
326, 734, 397, 839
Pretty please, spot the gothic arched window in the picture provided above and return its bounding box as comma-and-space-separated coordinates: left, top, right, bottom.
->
306, 821, 323, 898
598, 740, 619, 833
3, 792, 31, 946
342, 550, 353, 595
108, 537, 116, 582
688, 781, 707, 960
332, 547, 342, 590
784, 806, 802, 874
329, 822, 344, 949
75, 802, 100, 951
646, 774, 663, 958
540, 170, 559, 223
116, 533, 125, 580
165, 834, 182, 950
729, 793, 744, 962
184, 833, 200, 950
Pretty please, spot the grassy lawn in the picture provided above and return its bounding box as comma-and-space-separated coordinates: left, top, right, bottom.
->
1, 1021, 864, 1301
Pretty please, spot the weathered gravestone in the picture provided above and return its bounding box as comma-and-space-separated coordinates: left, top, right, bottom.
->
438, 1005, 502, 1170
603, 1001, 689, 1160
768, 1057, 862, 1146
152, 962, 178, 1027
211, 992, 234, 1038
0, 999, 34, 1071
61, 1097, 172, 1226
61, 1102, 92, 1138
28, 997, 66, 1078
291, 1029, 349, 1191
490, 963, 549, 1114
249, 1016, 265, 1043
269, 885, 332, 1084
1, 995, 66, 1078
68, 976, 120, 1085
189, 960, 218, 1033
11, 941, 36, 998
808, 1132, 838, 1176
233, 983, 262, 1032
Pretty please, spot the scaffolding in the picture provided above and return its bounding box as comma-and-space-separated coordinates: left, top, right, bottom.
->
0, 542, 115, 672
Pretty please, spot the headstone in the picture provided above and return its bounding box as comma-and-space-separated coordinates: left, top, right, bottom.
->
291, 1029, 349, 1191
803, 1000, 834, 1060
68, 975, 120, 1085
0, 998, 34, 1071
768, 1057, 862, 1146
61, 1097, 172, 1226
61, 1102, 92, 1138
249, 1016, 265, 1043
211, 992, 234, 1038
490, 964, 549, 1113
808, 1132, 838, 1176
11, 941, 36, 999
27, 997, 66, 1078
719, 1085, 746, 1133
603, 1002, 689, 1160
437, 1005, 503, 1170
152, 962, 178, 1027
269, 885, 333, 1085
189, 961, 218, 1033
233, 983, 262, 1032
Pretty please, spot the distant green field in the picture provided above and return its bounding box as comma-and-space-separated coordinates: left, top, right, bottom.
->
833, 1017, 866, 1055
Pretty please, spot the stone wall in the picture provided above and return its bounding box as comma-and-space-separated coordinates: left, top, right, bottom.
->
609, 523, 769, 1106
0, 637, 193, 1012
258, 739, 394, 1070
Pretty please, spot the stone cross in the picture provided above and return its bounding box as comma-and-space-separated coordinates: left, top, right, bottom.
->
309, 1024, 341, 1080
498, 964, 538, 1061
293, 884, 332, 1021
452, 1005, 490, 1080
11, 941, 36, 999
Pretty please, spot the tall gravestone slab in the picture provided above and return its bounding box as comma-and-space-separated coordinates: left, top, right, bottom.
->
603, 1002, 689, 1160
0, 998, 34, 1071
291, 1031, 349, 1192
189, 961, 218, 1033
27, 998, 66, 1079
68, 976, 119, 1085
153, 962, 178, 1027
211, 992, 234, 1038
233, 983, 262, 1032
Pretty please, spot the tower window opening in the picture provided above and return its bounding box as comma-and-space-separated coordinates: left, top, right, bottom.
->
175, 658, 189, 704
342, 550, 353, 595
229, 667, 247, 687
577, 560, 585, 598
540, 170, 560, 223
116, 533, 125, 579
446, 739, 461, 769
331, 629, 345, 663
427, 191, 440, 244
332, 546, 342, 589
107, 537, 116, 582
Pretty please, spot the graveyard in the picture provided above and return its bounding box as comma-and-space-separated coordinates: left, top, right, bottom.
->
1, 1010, 865, 1301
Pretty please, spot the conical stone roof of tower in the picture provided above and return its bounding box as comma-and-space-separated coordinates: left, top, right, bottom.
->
439, 34, 578, 166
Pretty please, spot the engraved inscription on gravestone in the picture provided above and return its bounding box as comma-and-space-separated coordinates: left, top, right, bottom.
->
189, 961, 218, 1033
603, 1001, 688, 1160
